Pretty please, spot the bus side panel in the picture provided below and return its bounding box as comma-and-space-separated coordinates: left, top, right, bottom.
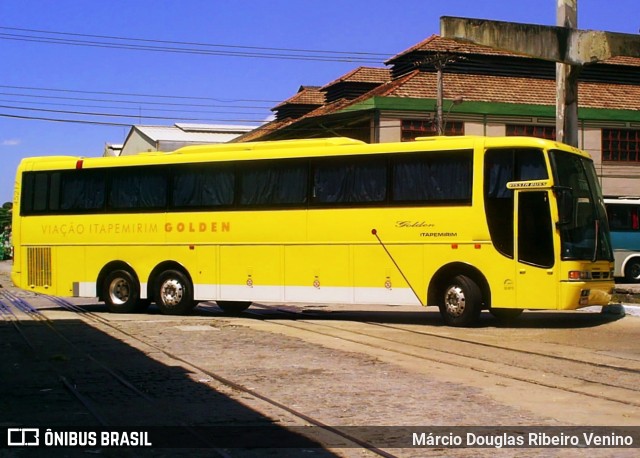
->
284, 245, 352, 303
219, 245, 284, 302
480, 251, 517, 309
193, 245, 220, 301
55, 246, 86, 296
352, 244, 424, 305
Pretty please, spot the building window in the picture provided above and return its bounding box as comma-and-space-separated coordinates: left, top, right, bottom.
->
401, 120, 464, 141
602, 129, 640, 163
506, 125, 556, 140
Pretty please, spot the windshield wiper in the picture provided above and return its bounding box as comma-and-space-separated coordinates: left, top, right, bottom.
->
592, 218, 599, 263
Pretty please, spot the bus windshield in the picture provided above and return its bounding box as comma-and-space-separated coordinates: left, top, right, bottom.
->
550, 150, 613, 262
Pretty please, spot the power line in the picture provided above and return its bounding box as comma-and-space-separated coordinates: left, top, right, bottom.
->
0, 25, 391, 59
0, 98, 268, 116
0, 91, 273, 110
0, 104, 266, 124
0, 26, 389, 63
0, 112, 131, 127
0, 84, 281, 104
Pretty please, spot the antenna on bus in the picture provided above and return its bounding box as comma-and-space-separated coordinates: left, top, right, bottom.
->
371, 229, 425, 307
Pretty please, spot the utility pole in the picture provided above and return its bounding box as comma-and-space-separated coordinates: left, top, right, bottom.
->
441, 0, 640, 147
423, 53, 459, 135
556, 0, 579, 146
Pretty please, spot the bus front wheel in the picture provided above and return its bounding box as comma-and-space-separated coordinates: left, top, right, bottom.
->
624, 259, 640, 283
439, 275, 482, 327
155, 270, 195, 315
103, 269, 140, 313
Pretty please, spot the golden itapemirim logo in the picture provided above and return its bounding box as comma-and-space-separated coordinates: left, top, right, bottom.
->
40, 221, 231, 236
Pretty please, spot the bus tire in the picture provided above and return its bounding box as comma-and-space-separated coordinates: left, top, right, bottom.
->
103, 269, 140, 313
155, 270, 195, 315
624, 258, 640, 283
216, 301, 251, 315
439, 275, 482, 327
489, 307, 523, 321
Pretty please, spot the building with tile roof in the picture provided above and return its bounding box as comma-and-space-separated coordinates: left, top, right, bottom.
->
235, 35, 640, 195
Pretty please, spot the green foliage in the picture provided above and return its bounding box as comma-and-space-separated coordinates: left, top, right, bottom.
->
0, 203, 11, 229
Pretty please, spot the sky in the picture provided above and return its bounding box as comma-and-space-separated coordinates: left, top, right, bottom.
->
0, 0, 638, 204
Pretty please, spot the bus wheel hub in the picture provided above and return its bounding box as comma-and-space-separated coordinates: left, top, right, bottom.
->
160, 279, 183, 306
109, 279, 130, 305
445, 286, 466, 317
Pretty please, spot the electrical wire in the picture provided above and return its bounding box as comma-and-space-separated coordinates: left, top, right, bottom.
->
0, 26, 390, 63
0, 26, 393, 128
0, 84, 281, 104
0, 104, 266, 123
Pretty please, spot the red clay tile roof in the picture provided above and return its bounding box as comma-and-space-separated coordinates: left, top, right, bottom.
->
387, 34, 640, 67
321, 67, 392, 89
361, 70, 640, 110
230, 118, 295, 142
272, 86, 324, 110
386, 35, 527, 64
600, 56, 640, 67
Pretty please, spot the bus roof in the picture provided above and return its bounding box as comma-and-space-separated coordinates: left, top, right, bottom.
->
17, 135, 586, 172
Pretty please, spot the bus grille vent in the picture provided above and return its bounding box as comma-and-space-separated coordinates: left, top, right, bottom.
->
27, 247, 52, 287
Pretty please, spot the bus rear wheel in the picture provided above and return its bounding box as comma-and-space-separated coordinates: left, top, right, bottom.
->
155, 270, 195, 315
624, 259, 640, 283
439, 275, 482, 327
216, 301, 251, 315
103, 269, 140, 313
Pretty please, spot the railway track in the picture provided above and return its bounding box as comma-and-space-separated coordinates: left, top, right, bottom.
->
232, 303, 640, 410
3, 291, 639, 455
0, 290, 399, 457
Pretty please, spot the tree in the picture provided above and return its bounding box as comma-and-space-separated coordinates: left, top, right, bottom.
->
0, 202, 12, 230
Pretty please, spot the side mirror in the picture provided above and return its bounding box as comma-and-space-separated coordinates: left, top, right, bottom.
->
556, 187, 574, 226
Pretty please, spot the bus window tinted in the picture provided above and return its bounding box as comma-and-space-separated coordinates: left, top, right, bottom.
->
240, 161, 308, 206
392, 152, 472, 202
313, 157, 387, 204
607, 204, 640, 231
59, 170, 106, 211
172, 164, 234, 208
110, 167, 167, 210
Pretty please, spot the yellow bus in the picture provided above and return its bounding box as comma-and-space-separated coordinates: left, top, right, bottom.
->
11, 136, 614, 326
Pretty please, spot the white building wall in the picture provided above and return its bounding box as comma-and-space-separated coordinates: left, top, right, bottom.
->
120, 133, 155, 156
379, 118, 401, 143
582, 128, 601, 164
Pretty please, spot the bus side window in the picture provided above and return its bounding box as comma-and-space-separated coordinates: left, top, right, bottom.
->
239, 160, 308, 206
33, 173, 49, 212
172, 164, 234, 208
60, 170, 105, 212
21, 173, 35, 214
110, 167, 167, 210
607, 204, 640, 231
392, 152, 472, 203
312, 157, 386, 204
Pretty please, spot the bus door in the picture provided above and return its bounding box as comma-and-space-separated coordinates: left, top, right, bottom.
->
514, 190, 558, 309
